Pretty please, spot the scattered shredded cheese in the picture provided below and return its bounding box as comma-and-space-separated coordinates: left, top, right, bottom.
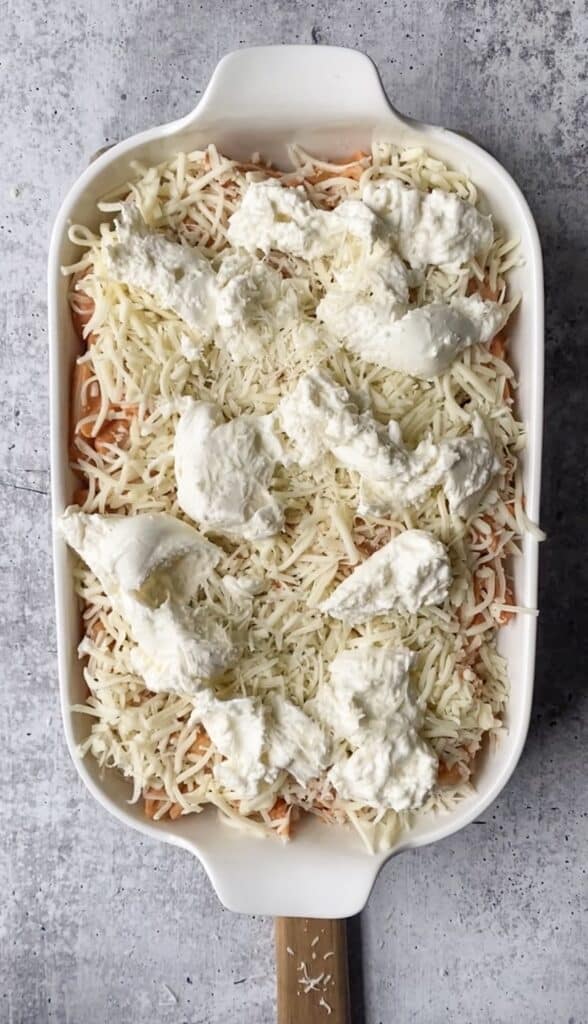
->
297, 962, 325, 994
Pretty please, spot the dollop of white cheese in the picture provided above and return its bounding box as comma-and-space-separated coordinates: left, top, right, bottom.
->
197, 693, 269, 799
440, 414, 502, 516
278, 371, 498, 519
314, 645, 437, 812
229, 177, 492, 274
214, 251, 303, 364
174, 398, 284, 540
358, 434, 455, 515
102, 205, 217, 335
59, 509, 236, 692
318, 289, 511, 379
315, 646, 417, 740
277, 367, 400, 479
329, 731, 437, 812
358, 413, 500, 518
449, 292, 512, 343
102, 192, 501, 383
362, 177, 493, 269
320, 529, 452, 624
193, 690, 330, 801
329, 198, 383, 251
330, 239, 412, 307
226, 181, 383, 260
102, 208, 308, 364
227, 180, 334, 259
265, 692, 331, 787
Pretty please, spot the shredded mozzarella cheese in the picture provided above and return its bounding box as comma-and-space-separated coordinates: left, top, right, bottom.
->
63, 140, 535, 852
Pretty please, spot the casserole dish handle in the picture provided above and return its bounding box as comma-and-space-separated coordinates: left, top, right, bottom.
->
192, 45, 399, 126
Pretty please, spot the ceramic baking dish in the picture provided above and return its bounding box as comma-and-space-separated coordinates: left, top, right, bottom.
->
49, 45, 543, 918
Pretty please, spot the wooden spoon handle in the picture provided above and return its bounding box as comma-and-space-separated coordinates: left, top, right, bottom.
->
275, 917, 351, 1023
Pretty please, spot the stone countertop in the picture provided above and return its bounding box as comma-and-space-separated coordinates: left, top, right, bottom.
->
1, 2, 586, 1022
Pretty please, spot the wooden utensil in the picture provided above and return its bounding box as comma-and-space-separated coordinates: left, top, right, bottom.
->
275, 917, 351, 1023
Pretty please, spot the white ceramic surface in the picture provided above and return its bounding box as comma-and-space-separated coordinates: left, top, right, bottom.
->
48, 45, 543, 919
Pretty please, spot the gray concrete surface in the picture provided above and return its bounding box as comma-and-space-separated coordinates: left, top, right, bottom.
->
1, 1, 586, 1022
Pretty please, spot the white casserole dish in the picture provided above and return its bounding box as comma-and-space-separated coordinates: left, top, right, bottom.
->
49, 45, 543, 919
